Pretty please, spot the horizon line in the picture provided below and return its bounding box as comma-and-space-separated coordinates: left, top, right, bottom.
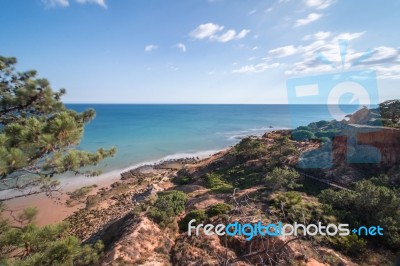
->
64, 102, 376, 105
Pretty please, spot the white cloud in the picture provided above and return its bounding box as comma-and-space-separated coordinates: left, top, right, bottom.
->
271, 31, 400, 79
268, 45, 298, 58
42, 0, 107, 8
76, 0, 107, 8
266, 7, 273, 12
358, 46, 399, 65
190, 23, 250, 43
294, 13, 322, 27
236, 29, 250, 39
304, 0, 335, 9
176, 43, 187, 52
333, 31, 366, 41
42, 0, 69, 7
144, 44, 158, 52
233, 62, 280, 73
252, 46, 259, 50
189, 23, 224, 39
167, 64, 179, 71
248, 9, 257, 15
303, 31, 331, 41
212, 30, 237, 42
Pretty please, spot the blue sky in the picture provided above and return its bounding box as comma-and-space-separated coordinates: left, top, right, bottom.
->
1, 0, 399, 103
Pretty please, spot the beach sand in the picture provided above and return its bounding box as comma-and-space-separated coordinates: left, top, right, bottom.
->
2, 151, 224, 227
3, 175, 121, 227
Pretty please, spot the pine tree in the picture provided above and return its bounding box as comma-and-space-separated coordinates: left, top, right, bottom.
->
0, 56, 115, 264
0, 203, 104, 265
0, 56, 116, 201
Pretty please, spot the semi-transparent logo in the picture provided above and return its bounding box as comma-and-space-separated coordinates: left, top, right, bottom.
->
286, 40, 382, 168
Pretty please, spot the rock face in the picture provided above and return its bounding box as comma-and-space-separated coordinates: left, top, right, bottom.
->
346, 107, 372, 125
332, 124, 400, 166
172, 232, 243, 266
132, 184, 162, 203
101, 216, 175, 265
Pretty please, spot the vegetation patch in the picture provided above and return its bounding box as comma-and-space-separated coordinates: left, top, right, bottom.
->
66, 185, 94, 207
327, 234, 367, 257
178, 210, 207, 232
233, 137, 267, 160
269, 191, 328, 224
0, 206, 103, 266
206, 203, 233, 218
319, 178, 400, 249
205, 172, 234, 193
264, 167, 301, 190
147, 190, 187, 228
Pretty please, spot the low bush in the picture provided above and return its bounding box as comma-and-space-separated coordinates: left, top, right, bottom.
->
205, 173, 234, 193
148, 190, 187, 228
233, 137, 267, 160
328, 234, 367, 257
315, 130, 338, 139
177, 176, 191, 185
295, 126, 312, 131
206, 203, 233, 217
178, 210, 207, 232
291, 130, 314, 141
264, 167, 301, 190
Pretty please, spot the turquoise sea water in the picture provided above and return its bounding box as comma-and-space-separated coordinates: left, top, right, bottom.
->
67, 104, 360, 175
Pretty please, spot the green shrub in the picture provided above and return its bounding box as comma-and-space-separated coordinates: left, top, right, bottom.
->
206, 203, 233, 217
291, 130, 314, 141
295, 126, 312, 131
265, 136, 298, 170
148, 190, 187, 228
271, 191, 302, 209
265, 167, 301, 190
205, 173, 234, 193
178, 210, 207, 232
0, 208, 103, 266
223, 165, 264, 189
319, 137, 331, 143
316, 120, 330, 128
319, 180, 400, 249
234, 137, 266, 160
270, 191, 325, 223
315, 130, 337, 139
177, 176, 191, 185
329, 234, 367, 257
379, 99, 400, 126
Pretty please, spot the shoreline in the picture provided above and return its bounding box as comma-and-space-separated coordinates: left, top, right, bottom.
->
57, 148, 225, 190
1, 127, 281, 227
2, 148, 228, 227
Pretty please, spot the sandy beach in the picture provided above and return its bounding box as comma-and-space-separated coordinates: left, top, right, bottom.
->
2, 155, 212, 227
3, 173, 122, 227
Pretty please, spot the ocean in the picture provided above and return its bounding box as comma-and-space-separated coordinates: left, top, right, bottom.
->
67, 104, 359, 177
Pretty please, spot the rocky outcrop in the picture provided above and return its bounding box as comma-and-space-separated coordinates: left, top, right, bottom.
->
346, 107, 372, 125
132, 184, 163, 203
332, 124, 400, 166
171, 232, 241, 266
101, 216, 175, 265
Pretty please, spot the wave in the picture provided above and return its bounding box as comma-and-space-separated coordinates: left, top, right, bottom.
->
56, 149, 225, 190
220, 126, 291, 141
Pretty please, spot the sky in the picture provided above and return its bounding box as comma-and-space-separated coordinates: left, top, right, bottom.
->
1, 0, 399, 104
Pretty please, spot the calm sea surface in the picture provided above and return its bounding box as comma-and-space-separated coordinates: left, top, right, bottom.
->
67, 104, 359, 174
